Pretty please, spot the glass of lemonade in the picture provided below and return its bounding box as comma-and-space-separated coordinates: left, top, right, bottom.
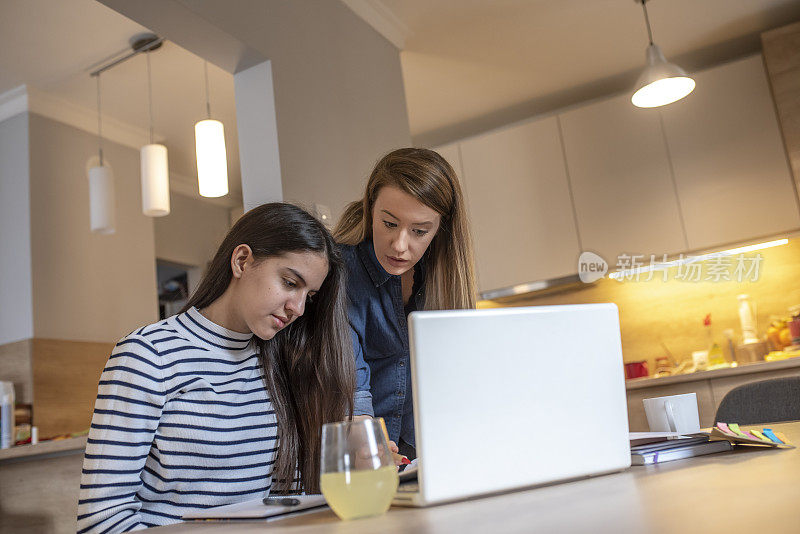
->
320, 418, 399, 520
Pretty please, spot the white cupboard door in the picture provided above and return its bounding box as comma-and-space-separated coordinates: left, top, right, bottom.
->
659, 55, 800, 250
433, 143, 477, 251
559, 94, 687, 264
458, 116, 581, 292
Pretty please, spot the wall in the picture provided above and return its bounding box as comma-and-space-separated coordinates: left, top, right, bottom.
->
100, 0, 413, 222
482, 238, 800, 372
153, 193, 230, 269
28, 114, 158, 343
261, 0, 412, 220
0, 113, 33, 345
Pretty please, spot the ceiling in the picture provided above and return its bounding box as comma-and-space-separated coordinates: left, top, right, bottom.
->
0, 0, 242, 205
376, 0, 800, 146
2, 0, 800, 197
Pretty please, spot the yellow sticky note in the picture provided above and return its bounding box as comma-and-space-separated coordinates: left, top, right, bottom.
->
749, 430, 772, 443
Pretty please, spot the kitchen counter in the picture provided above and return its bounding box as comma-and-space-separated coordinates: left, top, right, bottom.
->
624, 357, 800, 430
625, 357, 800, 390
0, 435, 86, 463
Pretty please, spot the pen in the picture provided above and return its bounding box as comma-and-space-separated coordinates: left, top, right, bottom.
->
377, 417, 410, 466
263, 497, 301, 507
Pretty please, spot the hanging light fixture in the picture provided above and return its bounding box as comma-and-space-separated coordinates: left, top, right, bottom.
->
195, 60, 229, 198
87, 73, 115, 234
140, 42, 170, 216
631, 0, 695, 108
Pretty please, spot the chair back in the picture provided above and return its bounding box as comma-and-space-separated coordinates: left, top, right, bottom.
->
714, 376, 800, 425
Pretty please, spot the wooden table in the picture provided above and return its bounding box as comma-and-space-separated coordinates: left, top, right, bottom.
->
150, 422, 800, 534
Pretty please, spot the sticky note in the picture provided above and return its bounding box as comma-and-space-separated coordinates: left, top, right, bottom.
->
716, 422, 736, 435
741, 431, 762, 441
749, 430, 772, 443
728, 424, 748, 438
762, 429, 783, 444
774, 432, 792, 447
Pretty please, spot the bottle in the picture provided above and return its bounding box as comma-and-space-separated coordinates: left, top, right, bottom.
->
737, 295, 759, 345
0, 381, 14, 449
704, 314, 726, 367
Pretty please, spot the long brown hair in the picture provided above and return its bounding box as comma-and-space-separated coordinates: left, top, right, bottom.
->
334, 148, 477, 310
182, 203, 354, 493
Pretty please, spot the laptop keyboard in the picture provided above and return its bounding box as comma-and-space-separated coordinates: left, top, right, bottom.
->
397, 481, 419, 493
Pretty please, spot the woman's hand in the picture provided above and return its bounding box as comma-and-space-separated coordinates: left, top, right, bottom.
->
387, 439, 404, 466
352, 415, 405, 466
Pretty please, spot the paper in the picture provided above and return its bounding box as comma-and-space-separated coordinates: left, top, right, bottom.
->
182, 494, 327, 520
762, 429, 783, 444
749, 430, 772, 443
727, 423, 747, 438
715, 422, 735, 436
710, 424, 794, 449
399, 457, 419, 482
774, 431, 791, 445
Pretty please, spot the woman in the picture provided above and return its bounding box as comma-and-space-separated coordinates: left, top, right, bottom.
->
77, 203, 354, 533
334, 148, 477, 459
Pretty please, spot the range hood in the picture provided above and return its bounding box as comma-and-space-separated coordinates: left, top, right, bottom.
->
479, 273, 584, 301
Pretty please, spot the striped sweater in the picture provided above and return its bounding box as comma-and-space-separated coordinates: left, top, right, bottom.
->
77, 307, 280, 533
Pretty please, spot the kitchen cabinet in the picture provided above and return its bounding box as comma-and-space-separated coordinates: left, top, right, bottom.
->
762, 21, 800, 203
559, 93, 687, 265
0, 437, 85, 534
456, 117, 581, 292
659, 55, 800, 251
435, 53, 799, 292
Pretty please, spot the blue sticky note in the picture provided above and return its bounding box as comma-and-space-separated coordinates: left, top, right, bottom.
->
762, 428, 783, 444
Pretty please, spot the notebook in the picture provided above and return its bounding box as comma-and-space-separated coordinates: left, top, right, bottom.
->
631, 436, 732, 465
182, 494, 327, 521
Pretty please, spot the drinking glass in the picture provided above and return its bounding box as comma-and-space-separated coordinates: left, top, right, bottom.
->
320, 418, 399, 520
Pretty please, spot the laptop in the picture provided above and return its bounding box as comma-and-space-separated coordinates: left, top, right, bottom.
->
393, 303, 631, 507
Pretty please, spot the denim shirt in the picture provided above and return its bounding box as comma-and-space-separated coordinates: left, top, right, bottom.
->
340, 240, 425, 446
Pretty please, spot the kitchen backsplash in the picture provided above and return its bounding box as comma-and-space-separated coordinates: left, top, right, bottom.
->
478, 237, 800, 373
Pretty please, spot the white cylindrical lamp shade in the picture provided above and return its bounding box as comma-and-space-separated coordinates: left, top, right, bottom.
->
88, 165, 116, 234
195, 119, 229, 198
140, 143, 170, 216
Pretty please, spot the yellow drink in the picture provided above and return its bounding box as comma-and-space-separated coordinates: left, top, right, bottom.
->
320, 465, 399, 520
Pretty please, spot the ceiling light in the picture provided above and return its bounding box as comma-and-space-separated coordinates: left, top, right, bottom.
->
608, 239, 788, 280
140, 43, 170, 216
195, 61, 229, 198
87, 73, 115, 234
631, 0, 695, 108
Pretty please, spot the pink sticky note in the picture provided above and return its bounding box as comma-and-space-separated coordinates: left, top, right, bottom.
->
716, 422, 736, 435
741, 431, 762, 441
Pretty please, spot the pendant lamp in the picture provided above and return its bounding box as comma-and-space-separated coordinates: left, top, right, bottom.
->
141, 50, 170, 216
195, 61, 229, 198
88, 73, 116, 234
631, 0, 695, 108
